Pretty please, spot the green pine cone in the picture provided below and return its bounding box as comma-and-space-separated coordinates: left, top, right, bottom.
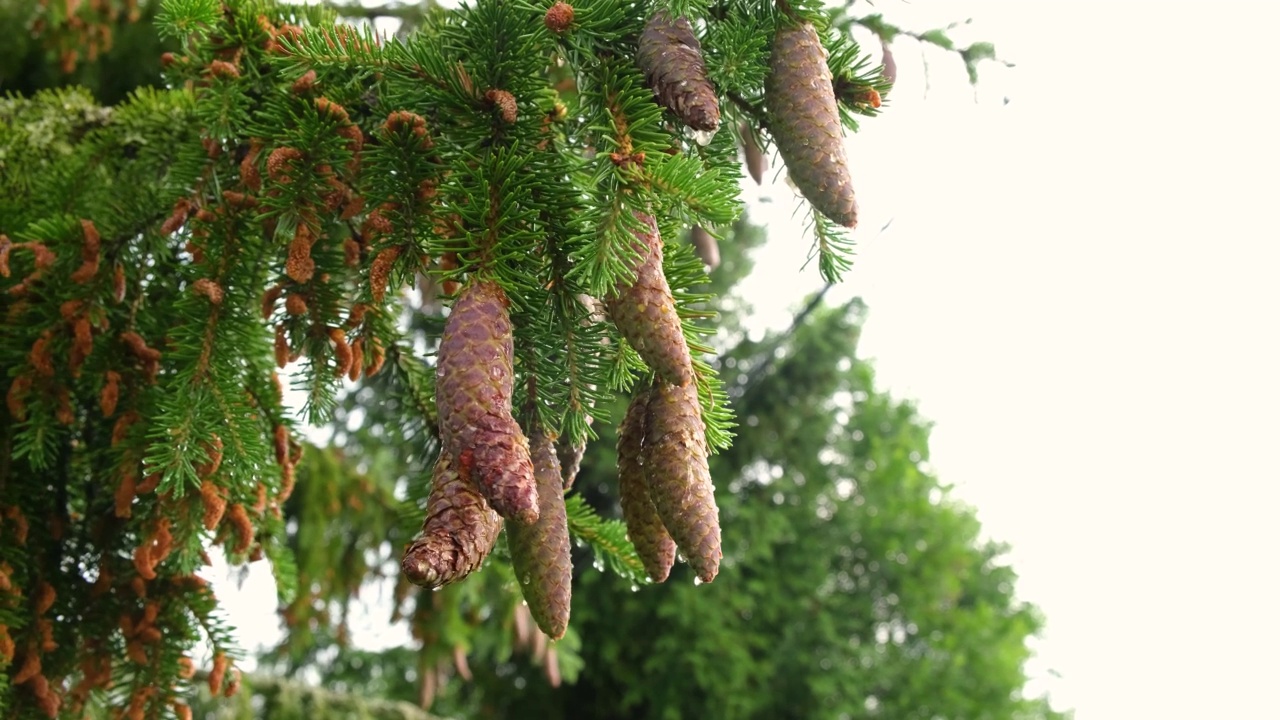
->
506, 429, 573, 639
402, 451, 502, 589
437, 280, 539, 524
617, 386, 676, 582
643, 380, 721, 582
765, 21, 858, 228
637, 12, 721, 132
605, 213, 694, 388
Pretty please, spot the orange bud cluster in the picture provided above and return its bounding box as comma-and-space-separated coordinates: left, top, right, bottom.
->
209, 652, 229, 694
328, 327, 353, 377
369, 245, 401, 302
70, 219, 102, 283
485, 88, 519, 124
266, 146, 304, 183
241, 140, 264, 191
133, 517, 174, 580
225, 503, 254, 554
286, 223, 316, 283
112, 410, 140, 446
100, 370, 121, 416
262, 283, 283, 319
200, 480, 228, 530
160, 198, 192, 235
274, 324, 290, 367
291, 69, 317, 94
196, 435, 224, 479
285, 293, 308, 316
30, 330, 56, 377
544, 1, 574, 32
115, 470, 137, 518
5, 374, 31, 419
383, 110, 433, 149
208, 59, 240, 79
120, 331, 162, 381
192, 277, 224, 304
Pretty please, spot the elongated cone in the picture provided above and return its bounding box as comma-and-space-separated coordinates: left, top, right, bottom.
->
506, 430, 572, 639
617, 387, 676, 582
637, 13, 720, 132
690, 225, 720, 271
765, 22, 858, 228
555, 435, 586, 490
402, 451, 502, 588
643, 380, 720, 582
606, 213, 694, 387
437, 281, 538, 523
740, 122, 767, 185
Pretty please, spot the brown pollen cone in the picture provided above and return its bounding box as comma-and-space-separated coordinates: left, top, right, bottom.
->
402, 451, 502, 589
637, 13, 720, 132
505, 430, 572, 639
765, 22, 858, 228
436, 281, 539, 523
643, 380, 720, 582
617, 386, 676, 582
605, 213, 694, 387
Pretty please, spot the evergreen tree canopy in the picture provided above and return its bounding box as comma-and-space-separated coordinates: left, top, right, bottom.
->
0, 0, 1045, 717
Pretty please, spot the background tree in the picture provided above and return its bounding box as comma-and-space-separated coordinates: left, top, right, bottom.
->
0, 0, 1046, 718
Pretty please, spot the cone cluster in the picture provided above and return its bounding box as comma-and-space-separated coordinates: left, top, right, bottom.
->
637, 12, 721, 133
434, 280, 539, 524
765, 21, 858, 228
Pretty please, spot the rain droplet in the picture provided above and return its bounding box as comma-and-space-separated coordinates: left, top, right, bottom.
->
686, 126, 717, 147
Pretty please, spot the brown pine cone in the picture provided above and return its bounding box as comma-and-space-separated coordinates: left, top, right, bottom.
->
643, 380, 720, 582
506, 430, 573, 639
605, 213, 694, 387
765, 22, 858, 228
637, 13, 720, 132
437, 281, 539, 523
402, 451, 502, 588
617, 386, 676, 582
554, 434, 586, 490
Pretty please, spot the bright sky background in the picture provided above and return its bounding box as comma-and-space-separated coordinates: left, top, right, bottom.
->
741, 2, 1280, 717
216, 2, 1280, 718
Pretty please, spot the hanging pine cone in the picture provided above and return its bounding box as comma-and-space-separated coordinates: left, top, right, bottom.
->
617, 386, 676, 582
740, 122, 768, 185
637, 12, 721, 133
554, 434, 586, 490
606, 213, 694, 387
643, 380, 720, 582
506, 430, 572, 639
402, 451, 502, 589
765, 21, 858, 228
437, 280, 539, 523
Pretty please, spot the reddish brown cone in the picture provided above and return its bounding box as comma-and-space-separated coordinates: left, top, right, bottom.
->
402, 451, 502, 588
506, 430, 572, 639
643, 380, 720, 582
765, 22, 858, 228
437, 281, 539, 523
605, 213, 694, 387
637, 13, 720, 132
617, 387, 676, 582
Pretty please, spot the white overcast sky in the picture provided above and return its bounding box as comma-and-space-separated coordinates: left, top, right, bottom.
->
219, 2, 1280, 718
742, 2, 1280, 717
